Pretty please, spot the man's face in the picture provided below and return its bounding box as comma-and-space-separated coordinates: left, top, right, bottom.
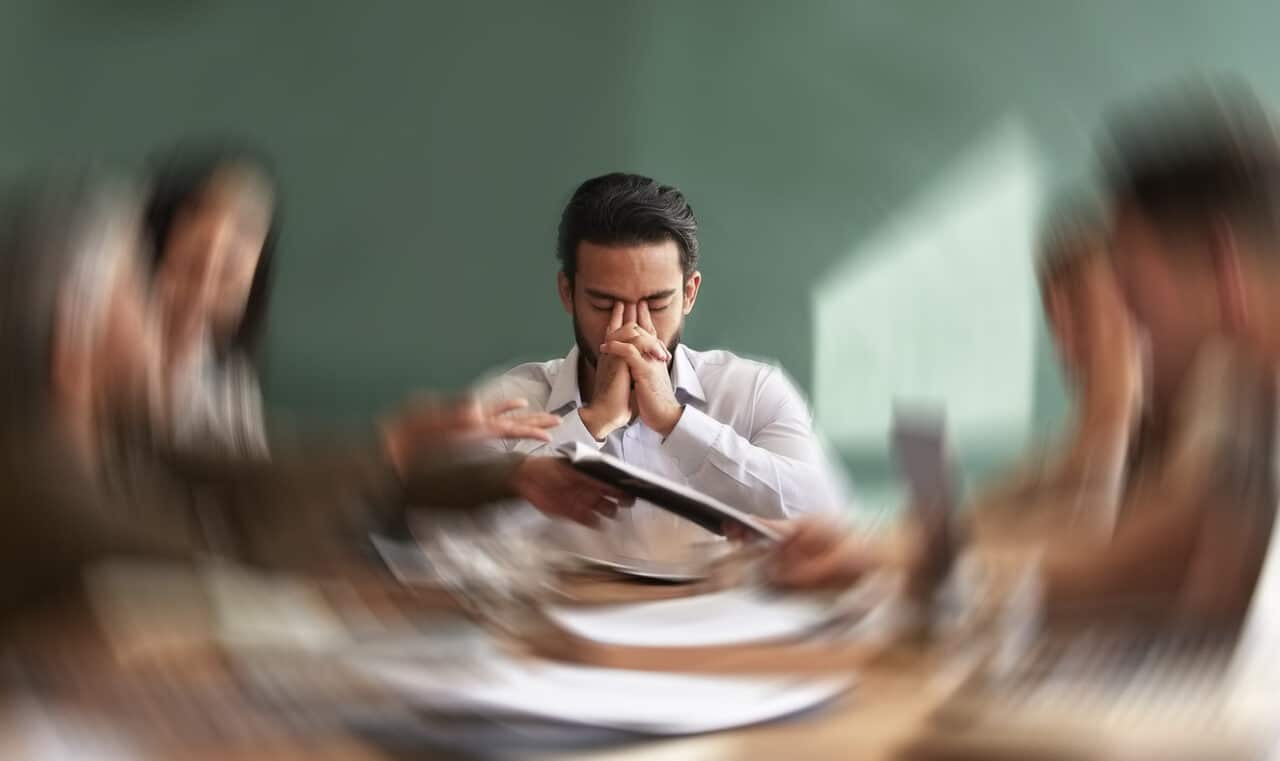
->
1109, 209, 1223, 409
558, 239, 701, 366
159, 169, 272, 345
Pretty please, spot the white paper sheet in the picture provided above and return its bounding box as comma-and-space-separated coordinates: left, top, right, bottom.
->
350, 636, 851, 735
202, 561, 352, 652
545, 587, 837, 648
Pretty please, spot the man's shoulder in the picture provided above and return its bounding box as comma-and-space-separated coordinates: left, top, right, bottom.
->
685, 346, 786, 384
473, 356, 566, 406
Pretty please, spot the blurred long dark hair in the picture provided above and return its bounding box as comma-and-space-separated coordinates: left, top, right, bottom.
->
0, 176, 143, 433
143, 142, 279, 365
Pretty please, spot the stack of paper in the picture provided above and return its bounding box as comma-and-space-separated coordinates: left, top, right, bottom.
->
347, 588, 858, 740
545, 587, 837, 647
350, 633, 852, 735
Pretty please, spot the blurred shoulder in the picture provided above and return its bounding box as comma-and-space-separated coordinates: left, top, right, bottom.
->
471, 356, 565, 408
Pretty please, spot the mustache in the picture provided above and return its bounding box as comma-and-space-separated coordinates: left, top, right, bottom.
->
573, 314, 680, 367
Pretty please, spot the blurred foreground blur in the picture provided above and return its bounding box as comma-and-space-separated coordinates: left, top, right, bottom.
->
0, 73, 1279, 761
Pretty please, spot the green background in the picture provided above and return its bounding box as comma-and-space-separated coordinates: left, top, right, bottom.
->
3, 1, 1275, 506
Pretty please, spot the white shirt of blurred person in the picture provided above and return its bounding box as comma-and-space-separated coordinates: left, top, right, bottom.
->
767, 86, 1280, 626
134, 147, 630, 537
0, 179, 632, 611
144, 146, 276, 458
474, 173, 847, 564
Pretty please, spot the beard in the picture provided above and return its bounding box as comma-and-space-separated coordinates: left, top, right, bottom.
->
573, 310, 682, 368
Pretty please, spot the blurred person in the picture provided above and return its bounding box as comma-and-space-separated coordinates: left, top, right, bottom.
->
0, 177, 628, 616
969, 202, 1143, 543
767, 83, 1280, 626
142, 143, 277, 457
1067, 82, 1280, 620
136, 143, 635, 558
474, 172, 846, 564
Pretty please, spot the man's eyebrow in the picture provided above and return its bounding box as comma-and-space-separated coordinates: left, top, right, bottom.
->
582, 288, 677, 301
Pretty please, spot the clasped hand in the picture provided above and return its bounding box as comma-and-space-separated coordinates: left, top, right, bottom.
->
579, 301, 684, 439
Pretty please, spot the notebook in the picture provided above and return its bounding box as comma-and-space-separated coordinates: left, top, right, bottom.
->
558, 442, 783, 542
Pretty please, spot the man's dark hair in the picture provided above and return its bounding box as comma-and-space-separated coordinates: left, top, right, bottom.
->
557, 172, 698, 283
143, 140, 279, 362
1101, 81, 1280, 246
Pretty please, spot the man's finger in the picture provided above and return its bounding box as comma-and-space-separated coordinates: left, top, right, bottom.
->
596, 342, 645, 373
606, 322, 643, 341
502, 411, 560, 429
772, 540, 868, 589
542, 460, 617, 498
600, 340, 645, 365
608, 301, 625, 332
778, 520, 828, 551
638, 300, 657, 334
773, 520, 842, 562
486, 398, 530, 417
493, 424, 553, 442
488, 418, 555, 439
737, 519, 783, 547
616, 330, 668, 362
593, 497, 619, 519
574, 473, 631, 503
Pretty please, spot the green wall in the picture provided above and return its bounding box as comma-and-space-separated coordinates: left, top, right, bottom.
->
3, 1, 1279, 498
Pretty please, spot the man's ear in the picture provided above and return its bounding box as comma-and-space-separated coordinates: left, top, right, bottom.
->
682, 271, 702, 315
557, 272, 574, 315
1210, 217, 1250, 334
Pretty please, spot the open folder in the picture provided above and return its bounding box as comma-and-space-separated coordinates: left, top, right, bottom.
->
557, 442, 783, 542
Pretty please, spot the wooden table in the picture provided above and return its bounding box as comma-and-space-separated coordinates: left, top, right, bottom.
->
0, 568, 969, 761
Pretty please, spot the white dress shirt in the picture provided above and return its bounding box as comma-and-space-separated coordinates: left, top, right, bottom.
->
473, 344, 848, 563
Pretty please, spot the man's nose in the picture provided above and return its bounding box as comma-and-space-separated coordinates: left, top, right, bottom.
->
622, 302, 638, 324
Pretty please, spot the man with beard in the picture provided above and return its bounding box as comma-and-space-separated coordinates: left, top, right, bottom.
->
475, 172, 845, 562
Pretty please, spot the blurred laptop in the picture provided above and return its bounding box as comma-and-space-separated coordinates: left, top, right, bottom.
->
923, 503, 1280, 760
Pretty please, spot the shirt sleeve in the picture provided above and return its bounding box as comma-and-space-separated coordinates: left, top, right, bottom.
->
660, 366, 846, 518
547, 409, 606, 451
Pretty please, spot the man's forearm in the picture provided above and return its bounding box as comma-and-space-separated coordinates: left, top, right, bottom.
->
1038, 495, 1203, 615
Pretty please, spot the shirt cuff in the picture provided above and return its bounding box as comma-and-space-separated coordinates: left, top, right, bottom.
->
549, 409, 607, 451
661, 405, 724, 476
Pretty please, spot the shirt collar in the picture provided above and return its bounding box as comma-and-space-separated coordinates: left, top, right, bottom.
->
671, 344, 707, 406
548, 343, 707, 414
546, 345, 585, 415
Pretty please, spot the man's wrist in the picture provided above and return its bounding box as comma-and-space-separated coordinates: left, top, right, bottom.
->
579, 405, 623, 440
651, 403, 686, 438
